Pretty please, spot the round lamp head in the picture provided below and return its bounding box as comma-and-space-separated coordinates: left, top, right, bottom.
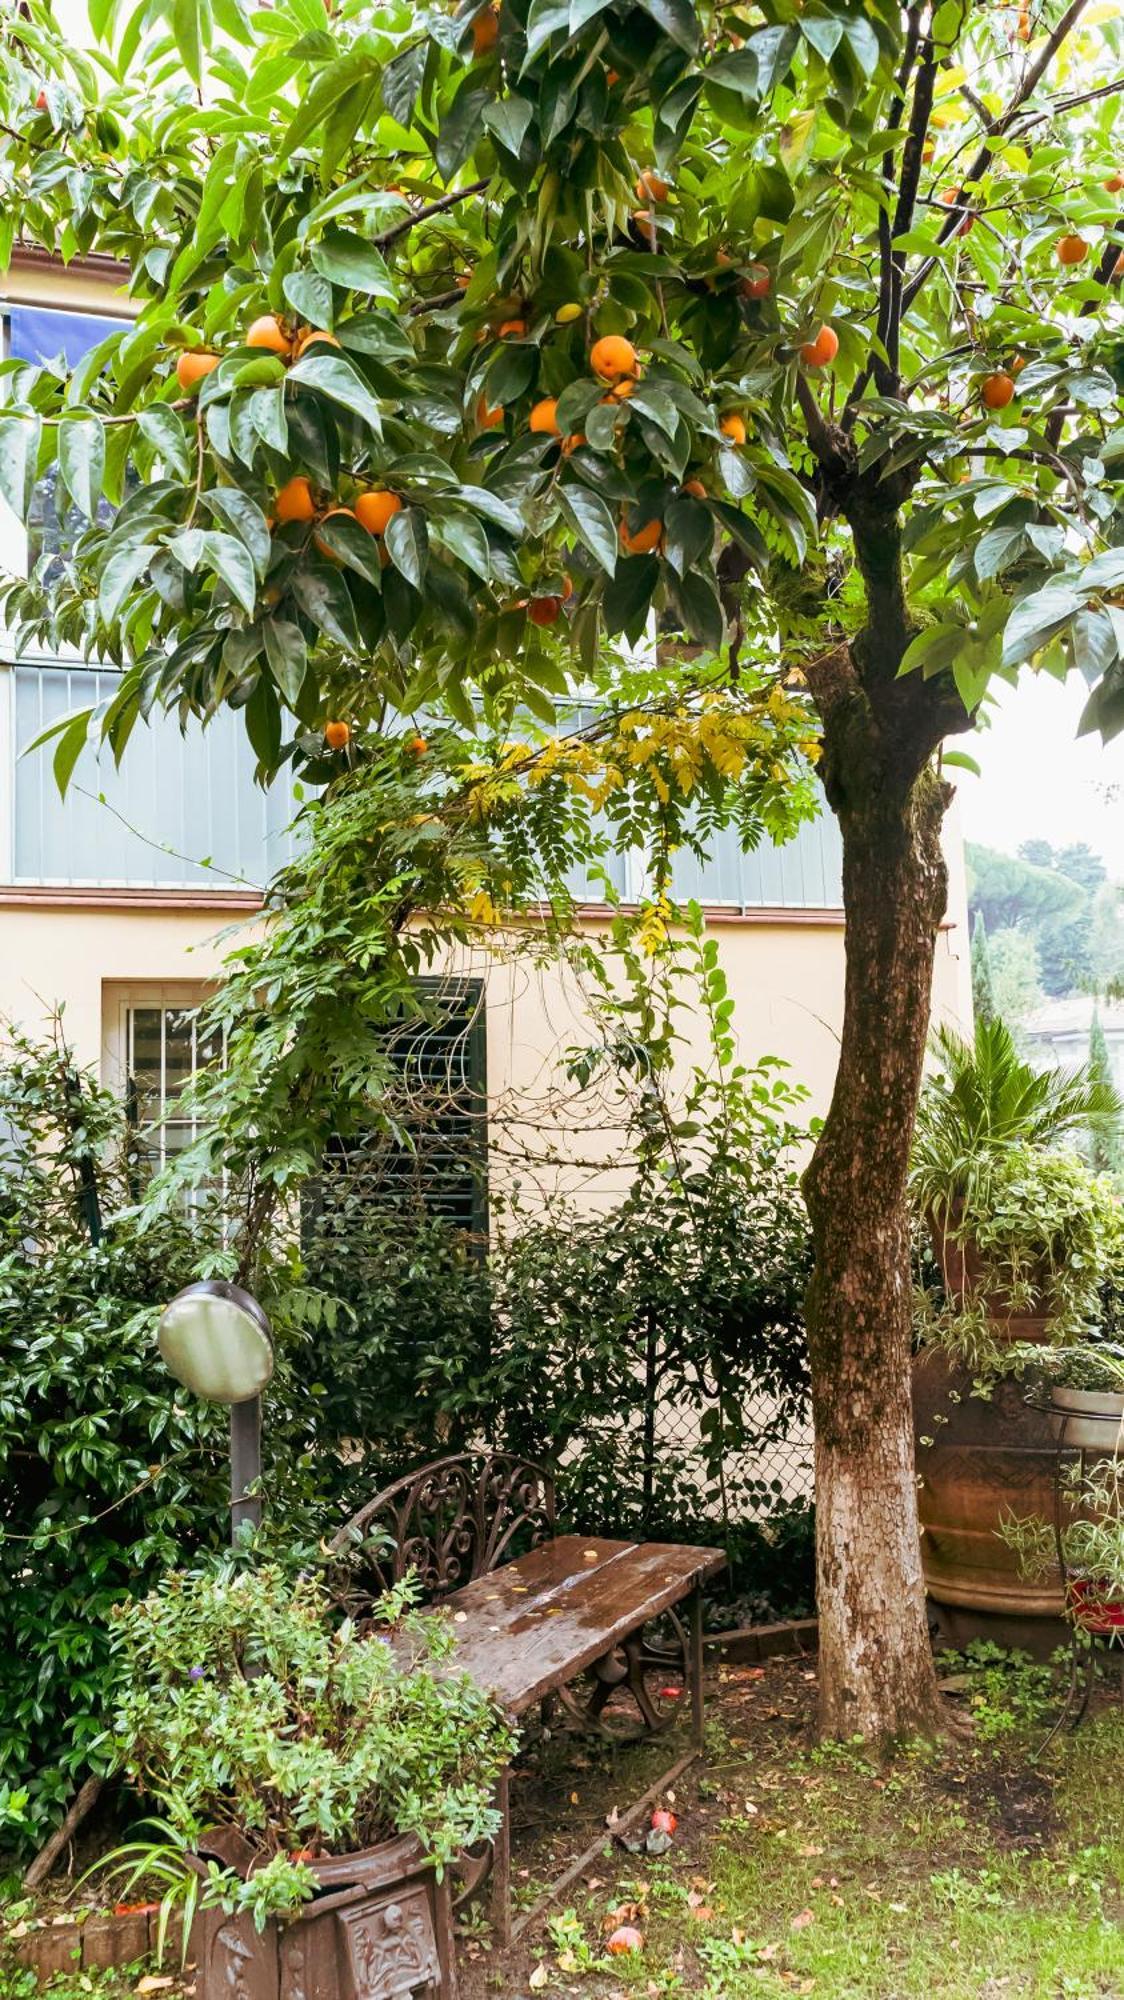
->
158, 1280, 273, 1404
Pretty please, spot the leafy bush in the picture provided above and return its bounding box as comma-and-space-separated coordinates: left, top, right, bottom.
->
0, 1030, 229, 1848
110, 1563, 514, 1923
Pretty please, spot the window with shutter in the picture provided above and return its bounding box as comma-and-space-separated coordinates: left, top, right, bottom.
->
304, 978, 489, 1245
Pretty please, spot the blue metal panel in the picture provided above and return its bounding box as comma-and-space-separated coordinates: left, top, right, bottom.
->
13, 664, 300, 888
8, 306, 128, 369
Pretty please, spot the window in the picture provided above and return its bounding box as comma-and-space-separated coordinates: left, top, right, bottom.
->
566, 810, 843, 911
10, 660, 302, 889
306, 980, 490, 1243
105, 987, 221, 1174
106, 980, 490, 1235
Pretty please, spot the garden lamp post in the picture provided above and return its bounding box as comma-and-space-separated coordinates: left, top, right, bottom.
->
157, 1279, 274, 1542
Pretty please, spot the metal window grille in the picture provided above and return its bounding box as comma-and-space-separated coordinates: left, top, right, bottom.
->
304, 979, 490, 1242
125, 1002, 225, 1174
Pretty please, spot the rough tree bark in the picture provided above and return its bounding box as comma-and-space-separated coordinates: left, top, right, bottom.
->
799, 466, 968, 1741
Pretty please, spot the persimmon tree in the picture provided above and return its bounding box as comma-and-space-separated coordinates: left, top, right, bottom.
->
2, 0, 1124, 1740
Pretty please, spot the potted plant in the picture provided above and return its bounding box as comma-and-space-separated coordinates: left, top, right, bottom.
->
1000, 1455, 1124, 1637
910, 1019, 1124, 1643
101, 1562, 515, 2000
911, 1018, 1122, 1338
1014, 1342, 1124, 1451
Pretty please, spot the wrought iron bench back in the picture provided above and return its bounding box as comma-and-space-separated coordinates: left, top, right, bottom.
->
331, 1451, 556, 1603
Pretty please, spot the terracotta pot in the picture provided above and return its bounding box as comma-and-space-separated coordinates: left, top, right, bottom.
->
929, 1208, 1053, 1341
913, 1348, 1065, 1628
191, 1834, 456, 2000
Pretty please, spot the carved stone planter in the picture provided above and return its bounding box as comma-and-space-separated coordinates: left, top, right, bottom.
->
192, 1836, 457, 2000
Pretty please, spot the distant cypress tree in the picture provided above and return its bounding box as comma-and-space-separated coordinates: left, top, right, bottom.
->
1087, 1007, 1122, 1176
972, 909, 998, 1026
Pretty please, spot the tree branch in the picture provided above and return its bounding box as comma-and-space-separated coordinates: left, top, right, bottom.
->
373, 178, 490, 250
408, 285, 467, 316
901, 0, 1092, 313
879, 19, 935, 395
796, 371, 845, 474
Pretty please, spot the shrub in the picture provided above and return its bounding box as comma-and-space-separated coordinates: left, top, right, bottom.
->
0, 1030, 229, 1849
109, 1563, 514, 1925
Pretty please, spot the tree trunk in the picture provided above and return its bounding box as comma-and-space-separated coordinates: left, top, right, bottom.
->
803, 753, 951, 1741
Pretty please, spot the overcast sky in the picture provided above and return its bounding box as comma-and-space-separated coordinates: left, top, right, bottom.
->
956, 674, 1124, 872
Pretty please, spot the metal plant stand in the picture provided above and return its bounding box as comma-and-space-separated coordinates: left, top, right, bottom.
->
1034, 1397, 1124, 1757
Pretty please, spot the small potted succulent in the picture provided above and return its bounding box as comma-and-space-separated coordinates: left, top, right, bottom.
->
101, 1562, 515, 2000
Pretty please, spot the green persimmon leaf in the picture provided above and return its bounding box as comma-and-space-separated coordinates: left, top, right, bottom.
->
310, 230, 395, 299
558, 483, 617, 575
137, 406, 190, 479
0, 410, 42, 521
291, 562, 361, 649
58, 413, 105, 518
263, 618, 308, 707
385, 506, 429, 590
287, 353, 385, 436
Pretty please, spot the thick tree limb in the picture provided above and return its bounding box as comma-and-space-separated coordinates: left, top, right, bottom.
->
22, 1777, 103, 1891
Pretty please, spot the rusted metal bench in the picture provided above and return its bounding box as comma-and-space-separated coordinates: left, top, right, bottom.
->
332, 1451, 725, 1942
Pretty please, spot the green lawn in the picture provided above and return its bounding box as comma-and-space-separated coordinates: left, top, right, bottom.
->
491, 1647, 1124, 2000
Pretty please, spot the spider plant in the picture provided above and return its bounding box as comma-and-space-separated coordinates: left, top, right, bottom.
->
78, 1815, 200, 1968
911, 1017, 1122, 1225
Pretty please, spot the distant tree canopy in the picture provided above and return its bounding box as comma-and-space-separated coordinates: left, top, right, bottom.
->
989, 926, 1044, 1030
1087, 1006, 1122, 1178
968, 840, 1124, 1002
970, 910, 997, 1026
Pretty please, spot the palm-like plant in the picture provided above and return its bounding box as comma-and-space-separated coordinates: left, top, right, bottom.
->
911, 1017, 1123, 1223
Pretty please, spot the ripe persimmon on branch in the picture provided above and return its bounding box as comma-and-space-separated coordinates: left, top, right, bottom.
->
1, 0, 1123, 1743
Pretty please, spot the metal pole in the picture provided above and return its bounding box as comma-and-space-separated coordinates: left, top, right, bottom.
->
230, 1396, 262, 1541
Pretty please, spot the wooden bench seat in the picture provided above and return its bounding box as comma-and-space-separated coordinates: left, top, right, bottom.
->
332, 1454, 724, 1943
432, 1534, 725, 1713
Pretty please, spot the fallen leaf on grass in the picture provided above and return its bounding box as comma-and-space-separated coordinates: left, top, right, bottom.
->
790, 1908, 815, 1931
797, 1843, 824, 1857
759, 1943, 780, 1961
528, 1964, 549, 1992
135, 1980, 175, 1995
603, 1901, 646, 1931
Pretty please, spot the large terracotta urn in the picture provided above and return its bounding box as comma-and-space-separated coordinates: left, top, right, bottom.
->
912, 1346, 1065, 1647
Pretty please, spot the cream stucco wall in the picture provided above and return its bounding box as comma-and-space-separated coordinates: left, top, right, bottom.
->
0, 871, 970, 1144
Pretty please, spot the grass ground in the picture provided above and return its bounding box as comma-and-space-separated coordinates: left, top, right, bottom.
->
464, 1644, 1124, 2000
2, 1645, 1121, 2000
